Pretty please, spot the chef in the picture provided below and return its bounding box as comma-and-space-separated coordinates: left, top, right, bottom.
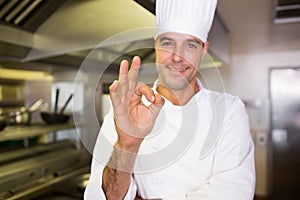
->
84, 0, 256, 199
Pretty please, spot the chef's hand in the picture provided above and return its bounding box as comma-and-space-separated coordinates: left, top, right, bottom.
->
109, 56, 165, 152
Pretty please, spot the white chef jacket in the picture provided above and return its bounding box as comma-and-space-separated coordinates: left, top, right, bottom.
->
84, 86, 256, 200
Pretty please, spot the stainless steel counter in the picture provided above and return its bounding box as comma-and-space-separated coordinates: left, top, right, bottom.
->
0, 140, 91, 200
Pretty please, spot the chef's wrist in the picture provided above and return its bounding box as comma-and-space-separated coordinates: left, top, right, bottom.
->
115, 140, 141, 153
106, 143, 138, 173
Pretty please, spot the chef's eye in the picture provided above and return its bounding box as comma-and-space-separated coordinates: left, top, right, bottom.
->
161, 41, 173, 47
187, 43, 197, 49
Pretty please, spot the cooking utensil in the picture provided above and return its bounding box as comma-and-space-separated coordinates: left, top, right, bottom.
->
3, 99, 45, 125
40, 90, 72, 124
40, 112, 70, 124
28, 99, 45, 113
54, 88, 60, 114
60, 94, 73, 114
7, 107, 31, 125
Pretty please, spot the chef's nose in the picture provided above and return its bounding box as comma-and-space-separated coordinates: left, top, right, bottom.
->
172, 46, 184, 63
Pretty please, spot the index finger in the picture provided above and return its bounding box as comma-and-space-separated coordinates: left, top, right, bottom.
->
128, 56, 141, 92
134, 82, 155, 103
118, 59, 129, 98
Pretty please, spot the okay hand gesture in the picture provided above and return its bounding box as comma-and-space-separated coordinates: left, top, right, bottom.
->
109, 56, 165, 152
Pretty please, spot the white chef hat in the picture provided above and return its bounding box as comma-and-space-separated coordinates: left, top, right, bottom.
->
155, 0, 218, 43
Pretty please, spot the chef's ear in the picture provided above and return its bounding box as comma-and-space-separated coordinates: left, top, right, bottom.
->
201, 41, 209, 60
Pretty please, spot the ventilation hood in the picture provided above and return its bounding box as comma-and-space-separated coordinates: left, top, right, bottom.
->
0, 0, 66, 32
0, 0, 229, 73
274, 0, 300, 24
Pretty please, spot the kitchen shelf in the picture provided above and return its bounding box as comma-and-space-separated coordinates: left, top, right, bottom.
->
0, 122, 76, 142
0, 99, 24, 107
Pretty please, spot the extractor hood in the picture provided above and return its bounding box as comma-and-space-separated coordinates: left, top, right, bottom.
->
274, 0, 300, 24
0, 0, 66, 32
0, 0, 229, 73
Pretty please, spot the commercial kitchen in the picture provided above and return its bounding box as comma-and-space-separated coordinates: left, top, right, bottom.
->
0, 0, 300, 199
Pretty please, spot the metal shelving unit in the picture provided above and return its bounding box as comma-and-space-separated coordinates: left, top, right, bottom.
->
0, 122, 91, 200
0, 122, 76, 142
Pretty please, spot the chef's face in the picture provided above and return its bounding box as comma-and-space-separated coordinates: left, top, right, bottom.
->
155, 32, 207, 91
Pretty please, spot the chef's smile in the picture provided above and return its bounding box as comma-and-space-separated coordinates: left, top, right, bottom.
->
166, 65, 191, 74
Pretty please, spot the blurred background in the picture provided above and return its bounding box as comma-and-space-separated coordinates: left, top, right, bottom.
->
0, 0, 299, 199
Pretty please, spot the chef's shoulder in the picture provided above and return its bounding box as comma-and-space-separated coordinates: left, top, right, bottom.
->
201, 88, 247, 117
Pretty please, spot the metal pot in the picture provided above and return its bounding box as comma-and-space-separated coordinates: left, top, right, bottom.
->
7, 107, 32, 125
2, 99, 45, 125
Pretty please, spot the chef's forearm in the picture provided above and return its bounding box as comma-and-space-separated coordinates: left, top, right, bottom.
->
102, 145, 137, 200
102, 166, 131, 200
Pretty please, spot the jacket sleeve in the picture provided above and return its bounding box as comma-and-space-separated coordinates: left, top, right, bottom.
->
165, 97, 256, 200
84, 109, 138, 200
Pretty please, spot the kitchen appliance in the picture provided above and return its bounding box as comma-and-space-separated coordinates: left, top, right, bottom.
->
269, 67, 300, 199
